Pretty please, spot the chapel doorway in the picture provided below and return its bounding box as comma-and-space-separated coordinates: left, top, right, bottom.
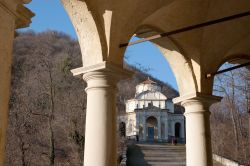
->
175, 122, 181, 138
146, 116, 157, 142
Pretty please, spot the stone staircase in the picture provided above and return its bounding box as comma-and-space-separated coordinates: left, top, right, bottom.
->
126, 143, 186, 166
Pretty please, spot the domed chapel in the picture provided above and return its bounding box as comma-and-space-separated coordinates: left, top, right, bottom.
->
118, 78, 185, 142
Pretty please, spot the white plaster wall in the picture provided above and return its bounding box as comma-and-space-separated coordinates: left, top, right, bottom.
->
126, 100, 136, 112
126, 99, 167, 112
166, 99, 174, 113
125, 113, 137, 136
136, 84, 161, 95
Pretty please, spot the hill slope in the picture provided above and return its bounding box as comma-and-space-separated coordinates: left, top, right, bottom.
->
5, 31, 178, 166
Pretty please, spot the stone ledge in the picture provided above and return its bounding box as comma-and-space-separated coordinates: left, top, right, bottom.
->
71, 61, 134, 78
16, 4, 35, 29
213, 154, 245, 166
173, 92, 222, 105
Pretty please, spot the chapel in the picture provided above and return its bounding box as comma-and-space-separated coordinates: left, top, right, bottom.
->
118, 78, 185, 142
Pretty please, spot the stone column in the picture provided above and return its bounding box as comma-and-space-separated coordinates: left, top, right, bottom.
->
143, 116, 147, 141
165, 120, 168, 140
157, 116, 161, 141
71, 62, 132, 166
174, 93, 221, 166
0, 1, 33, 165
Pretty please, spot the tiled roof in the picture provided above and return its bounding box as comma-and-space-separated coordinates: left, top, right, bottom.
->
141, 77, 157, 84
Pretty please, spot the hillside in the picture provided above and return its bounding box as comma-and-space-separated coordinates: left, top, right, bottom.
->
5, 31, 178, 166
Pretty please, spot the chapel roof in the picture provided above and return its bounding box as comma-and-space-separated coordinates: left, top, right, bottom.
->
140, 77, 157, 85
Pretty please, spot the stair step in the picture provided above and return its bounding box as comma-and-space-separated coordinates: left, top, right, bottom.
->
127, 143, 186, 166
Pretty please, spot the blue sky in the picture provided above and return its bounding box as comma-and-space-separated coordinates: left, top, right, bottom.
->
22, 0, 178, 91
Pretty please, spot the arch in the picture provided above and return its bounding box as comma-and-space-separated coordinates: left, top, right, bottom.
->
61, 0, 107, 67
146, 116, 158, 142
119, 122, 126, 137
154, 37, 197, 96
146, 116, 157, 127
131, 26, 197, 96
215, 54, 250, 73
212, 55, 250, 96
175, 122, 181, 138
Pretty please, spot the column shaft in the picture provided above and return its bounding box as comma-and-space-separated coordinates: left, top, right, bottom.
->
165, 120, 168, 140
83, 71, 118, 166
157, 116, 161, 141
184, 102, 212, 166
143, 116, 147, 141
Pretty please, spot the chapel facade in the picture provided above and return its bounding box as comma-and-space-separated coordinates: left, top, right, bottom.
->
118, 78, 185, 142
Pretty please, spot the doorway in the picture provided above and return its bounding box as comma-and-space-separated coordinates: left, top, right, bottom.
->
146, 116, 157, 142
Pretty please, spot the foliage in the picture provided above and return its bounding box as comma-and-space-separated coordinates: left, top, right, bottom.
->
6, 31, 178, 166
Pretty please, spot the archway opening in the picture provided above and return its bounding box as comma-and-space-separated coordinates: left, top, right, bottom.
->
124, 36, 179, 93
6, 1, 85, 166
211, 59, 250, 164
119, 33, 188, 145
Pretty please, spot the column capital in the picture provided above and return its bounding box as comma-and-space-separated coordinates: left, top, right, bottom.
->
71, 61, 133, 78
71, 61, 133, 91
173, 92, 222, 108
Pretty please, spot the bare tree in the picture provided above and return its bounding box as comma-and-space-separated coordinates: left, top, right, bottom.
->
211, 63, 250, 165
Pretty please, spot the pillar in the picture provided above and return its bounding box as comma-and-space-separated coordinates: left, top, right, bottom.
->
0, 7, 15, 165
157, 116, 161, 141
143, 116, 147, 141
174, 93, 221, 166
165, 119, 168, 140
0, 1, 33, 165
71, 62, 132, 166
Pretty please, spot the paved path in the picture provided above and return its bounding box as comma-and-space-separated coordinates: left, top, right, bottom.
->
126, 143, 224, 166
127, 143, 186, 166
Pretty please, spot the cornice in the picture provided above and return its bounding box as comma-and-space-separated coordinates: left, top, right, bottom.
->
15, 4, 34, 29
0, 0, 34, 29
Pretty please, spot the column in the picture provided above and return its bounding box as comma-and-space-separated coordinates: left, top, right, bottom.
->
0, 1, 33, 165
143, 116, 147, 141
72, 62, 132, 166
174, 93, 221, 166
0, 10, 15, 165
157, 116, 161, 141
165, 120, 168, 141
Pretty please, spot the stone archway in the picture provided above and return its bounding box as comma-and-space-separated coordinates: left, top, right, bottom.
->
146, 116, 158, 142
